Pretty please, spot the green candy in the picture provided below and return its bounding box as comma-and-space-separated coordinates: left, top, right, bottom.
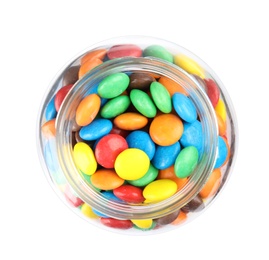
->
143, 45, 173, 63
130, 89, 157, 118
150, 82, 172, 113
98, 72, 130, 99
175, 146, 199, 178
128, 164, 158, 187
100, 95, 130, 118
133, 221, 157, 231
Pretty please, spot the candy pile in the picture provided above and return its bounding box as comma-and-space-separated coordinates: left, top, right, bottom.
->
41, 43, 230, 231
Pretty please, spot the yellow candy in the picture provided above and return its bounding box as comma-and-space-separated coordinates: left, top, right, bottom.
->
81, 203, 98, 218
131, 219, 153, 229
174, 54, 205, 79
215, 99, 227, 122
73, 142, 97, 175
115, 148, 150, 180
143, 179, 177, 203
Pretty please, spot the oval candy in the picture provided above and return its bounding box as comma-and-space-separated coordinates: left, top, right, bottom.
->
114, 112, 148, 130
81, 203, 99, 219
214, 136, 229, 169
143, 45, 173, 63
181, 195, 205, 213
150, 82, 172, 113
91, 169, 124, 190
174, 54, 205, 78
55, 84, 73, 112
73, 142, 97, 175
113, 185, 144, 204
78, 58, 103, 78
41, 118, 56, 138
100, 95, 130, 118
174, 146, 199, 178
75, 94, 101, 126
199, 168, 222, 199
98, 72, 130, 99
204, 78, 220, 108
79, 118, 113, 141
172, 93, 197, 123
81, 49, 107, 65
152, 142, 181, 170
62, 66, 79, 86
130, 89, 157, 118
100, 218, 133, 229
131, 219, 153, 229
143, 179, 177, 203
129, 72, 155, 90
107, 44, 142, 59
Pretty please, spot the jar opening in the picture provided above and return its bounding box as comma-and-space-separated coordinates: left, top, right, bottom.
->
55, 57, 218, 219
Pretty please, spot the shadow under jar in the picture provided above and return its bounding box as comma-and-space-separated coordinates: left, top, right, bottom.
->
37, 36, 238, 234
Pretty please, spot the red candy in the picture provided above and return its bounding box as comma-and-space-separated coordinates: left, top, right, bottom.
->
113, 185, 145, 204
55, 84, 73, 112
107, 44, 142, 59
95, 134, 128, 168
64, 185, 83, 207
100, 218, 133, 229
204, 78, 220, 108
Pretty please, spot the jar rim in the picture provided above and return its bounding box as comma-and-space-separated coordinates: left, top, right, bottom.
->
55, 57, 218, 219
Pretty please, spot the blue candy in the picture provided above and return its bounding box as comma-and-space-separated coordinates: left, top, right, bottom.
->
102, 191, 123, 202
152, 142, 181, 170
126, 131, 155, 160
180, 120, 203, 153
172, 93, 197, 123
214, 136, 228, 168
79, 119, 113, 141
45, 96, 57, 121
92, 208, 109, 218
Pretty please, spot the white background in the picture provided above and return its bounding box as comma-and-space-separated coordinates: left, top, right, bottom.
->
1, 0, 268, 259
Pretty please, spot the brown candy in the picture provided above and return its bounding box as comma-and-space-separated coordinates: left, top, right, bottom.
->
128, 72, 156, 90
181, 195, 205, 213
155, 209, 180, 225
62, 66, 79, 86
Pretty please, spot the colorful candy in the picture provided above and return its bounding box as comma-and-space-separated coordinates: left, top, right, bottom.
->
41, 40, 233, 233
149, 114, 183, 146
115, 148, 150, 180
98, 72, 130, 98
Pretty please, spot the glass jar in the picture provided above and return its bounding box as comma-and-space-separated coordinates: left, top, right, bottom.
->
37, 36, 238, 234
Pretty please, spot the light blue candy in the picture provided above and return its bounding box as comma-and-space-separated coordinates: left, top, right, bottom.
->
126, 131, 155, 160
152, 142, 181, 170
180, 120, 203, 153
45, 96, 57, 121
79, 119, 113, 141
214, 136, 228, 168
102, 191, 123, 202
92, 208, 109, 218
172, 93, 197, 123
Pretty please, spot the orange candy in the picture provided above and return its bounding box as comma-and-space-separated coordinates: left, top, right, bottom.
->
41, 118, 56, 138
78, 58, 103, 78
75, 94, 101, 126
149, 114, 183, 146
172, 210, 187, 225
199, 168, 222, 199
114, 112, 148, 130
91, 169, 124, 190
158, 165, 188, 191
80, 49, 107, 65
158, 76, 187, 96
